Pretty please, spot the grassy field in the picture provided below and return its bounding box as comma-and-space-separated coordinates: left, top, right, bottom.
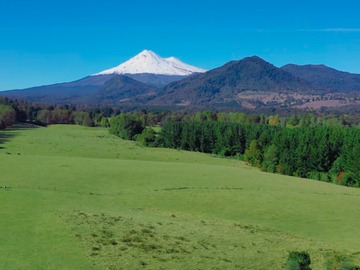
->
1, 124, 360, 269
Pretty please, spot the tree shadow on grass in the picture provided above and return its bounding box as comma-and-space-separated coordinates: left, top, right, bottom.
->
0, 123, 42, 148
0, 132, 15, 146
5, 123, 41, 131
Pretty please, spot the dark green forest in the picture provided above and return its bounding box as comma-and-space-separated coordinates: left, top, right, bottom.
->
110, 111, 360, 188
160, 120, 360, 186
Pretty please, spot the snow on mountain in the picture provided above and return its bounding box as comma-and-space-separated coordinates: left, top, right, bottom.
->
93, 50, 206, 76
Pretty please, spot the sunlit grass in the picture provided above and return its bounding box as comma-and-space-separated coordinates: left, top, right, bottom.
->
0, 124, 359, 269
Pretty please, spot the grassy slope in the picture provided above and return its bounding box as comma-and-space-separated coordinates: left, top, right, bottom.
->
0, 124, 360, 269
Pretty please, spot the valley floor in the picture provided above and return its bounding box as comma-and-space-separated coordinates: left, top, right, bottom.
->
1, 124, 360, 269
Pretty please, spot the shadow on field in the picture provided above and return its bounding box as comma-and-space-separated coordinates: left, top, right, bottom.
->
0, 132, 16, 146
6, 123, 42, 130
0, 123, 41, 147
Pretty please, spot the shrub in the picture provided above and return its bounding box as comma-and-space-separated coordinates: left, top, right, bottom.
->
284, 251, 311, 270
340, 173, 359, 187
109, 114, 144, 140
136, 128, 157, 146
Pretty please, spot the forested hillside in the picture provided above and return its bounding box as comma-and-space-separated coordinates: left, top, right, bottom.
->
109, 111, 360, 188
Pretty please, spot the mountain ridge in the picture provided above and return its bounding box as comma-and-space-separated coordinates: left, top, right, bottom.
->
281, 64, 360, 92
147, 56, 317, 106
1, 53, 360, 110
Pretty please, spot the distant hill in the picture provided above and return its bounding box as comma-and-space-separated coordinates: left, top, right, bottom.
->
0, 74, 155, 105
124, 73, 188, 88
94, 75, 157, 106
282, 64, 360, 92
0, 75, 114, 104
148, 56, 316, 106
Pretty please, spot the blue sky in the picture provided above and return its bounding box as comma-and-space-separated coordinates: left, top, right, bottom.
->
0, 0, 359, 90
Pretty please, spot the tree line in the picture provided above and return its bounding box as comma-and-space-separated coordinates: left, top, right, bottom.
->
0, 96, 169, 130
0, 97, 114, 129
2, 94, 360, 130
160, 120, 360, 186
2, 96, 360, 187
109, 111, 360, 187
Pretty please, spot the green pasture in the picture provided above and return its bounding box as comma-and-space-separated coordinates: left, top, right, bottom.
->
0, 124, 360, 269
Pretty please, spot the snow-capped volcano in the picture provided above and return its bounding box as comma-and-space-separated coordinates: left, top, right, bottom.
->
94, 50, 206, 76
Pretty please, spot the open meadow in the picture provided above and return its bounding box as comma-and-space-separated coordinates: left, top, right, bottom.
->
1, 124, 360, 269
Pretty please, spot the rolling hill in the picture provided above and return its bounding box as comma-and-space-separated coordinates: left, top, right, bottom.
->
282, 64, 360, 92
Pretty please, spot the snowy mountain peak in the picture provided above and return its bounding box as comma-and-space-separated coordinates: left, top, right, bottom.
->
139, 49, 157, 56
93, 50, 206, 76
